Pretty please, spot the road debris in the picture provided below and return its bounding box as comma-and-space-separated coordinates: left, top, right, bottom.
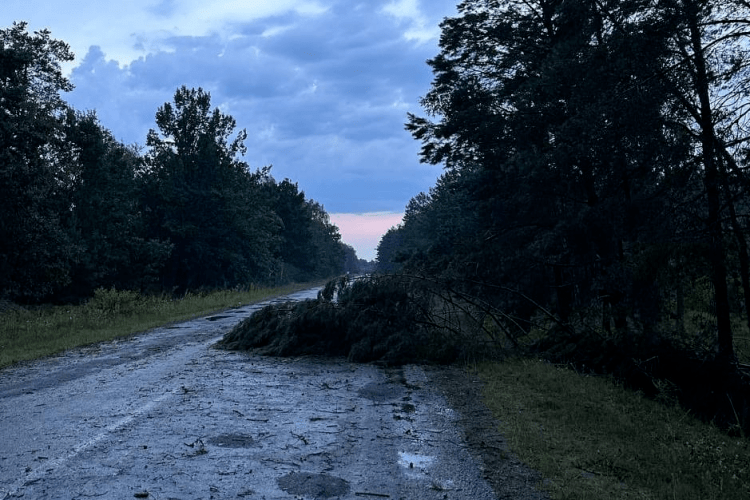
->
0, 287, 548, 499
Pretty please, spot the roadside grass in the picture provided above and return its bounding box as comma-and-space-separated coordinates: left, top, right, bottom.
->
475, 358, 750, 500
0, 282, 318, 369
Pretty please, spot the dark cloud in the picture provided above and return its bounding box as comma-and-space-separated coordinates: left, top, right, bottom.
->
64, 0, 453, 212
148, 0, 179, 17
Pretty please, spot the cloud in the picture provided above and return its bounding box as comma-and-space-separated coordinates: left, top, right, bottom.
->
12, 0, 454, 213
382, 0, 439, 43
4, 0, 331, 66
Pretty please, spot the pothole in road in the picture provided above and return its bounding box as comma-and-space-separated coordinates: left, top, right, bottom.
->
207, 433, 258, 448
357, 382, 402, 402
277, 472, 350, 498
401, 403, 416, 413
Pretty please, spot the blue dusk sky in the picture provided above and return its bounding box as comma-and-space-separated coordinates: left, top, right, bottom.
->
2, 0, 458, 261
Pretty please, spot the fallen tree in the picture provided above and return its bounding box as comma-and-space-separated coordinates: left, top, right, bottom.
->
217, 275, 506, 365
219, 273, 750, 435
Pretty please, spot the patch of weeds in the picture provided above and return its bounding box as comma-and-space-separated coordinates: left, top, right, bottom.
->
476, 358, 750, 499
87, 287, 142, 317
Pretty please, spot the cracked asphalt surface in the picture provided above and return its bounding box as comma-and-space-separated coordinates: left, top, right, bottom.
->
0, 287, 548, 500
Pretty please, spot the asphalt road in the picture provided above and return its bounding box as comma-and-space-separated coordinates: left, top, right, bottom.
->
0, 287, 543, 500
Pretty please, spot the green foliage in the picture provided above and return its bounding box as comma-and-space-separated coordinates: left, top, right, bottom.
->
375, 227, 405, 272
62, 110, 171, 297
142, 86, 282, 291
263, 179, 347, 282
219, 275, 475, 365
88, 288, 143, 317
376, 169, 481, 275
400, 0, 688, 316
139, 86, 349, 292
381, 0, 750, 369
340, 243, 361, 274
371, 0, 750, 444
0, 22, 78, 301
0, 23, 353, 303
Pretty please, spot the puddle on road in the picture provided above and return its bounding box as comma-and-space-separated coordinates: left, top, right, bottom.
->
207, 433, 258, 448
0, 289, 511, 500
205, 315, 232, 321
357, 382, 402, 402
401, 403, 416, 413
277, 472, 350, 498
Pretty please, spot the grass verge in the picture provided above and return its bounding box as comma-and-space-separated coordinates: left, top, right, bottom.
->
475, 358, 750, 500
0, 282, 319, 369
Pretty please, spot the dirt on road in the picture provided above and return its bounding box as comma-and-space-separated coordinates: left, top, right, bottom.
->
0, 287, 547, 500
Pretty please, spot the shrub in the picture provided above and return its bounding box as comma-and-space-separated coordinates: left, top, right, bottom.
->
88, 287, 142, 317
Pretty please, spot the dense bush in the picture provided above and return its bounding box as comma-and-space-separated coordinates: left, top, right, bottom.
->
87, 287, 143, 317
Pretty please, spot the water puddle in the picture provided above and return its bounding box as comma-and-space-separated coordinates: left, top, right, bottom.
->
207, 433, 258, 448
357, 381, 402, 402
205, 315, 232, 321
277, 472, 350, 498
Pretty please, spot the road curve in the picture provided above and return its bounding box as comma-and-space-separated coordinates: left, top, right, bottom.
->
0, 287, 544, 500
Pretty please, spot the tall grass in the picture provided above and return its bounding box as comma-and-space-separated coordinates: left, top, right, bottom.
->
476, 358, 750, 499
0, 283, 316, 369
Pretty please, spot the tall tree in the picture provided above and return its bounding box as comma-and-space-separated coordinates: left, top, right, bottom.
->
406, 0, 696, 331
403, 0, 750, 363
654, 0, 750, 360
376, 226, 406, 273
596, 0, 750, 360
341, 243, 360, 274
376, 169, 481, 278
261, 177, 348, 282
306, 200, 345, 279
142, 86, 280, 291
264, 178, 315, 282
0, 22, 78, 301
63, 111, 170, 297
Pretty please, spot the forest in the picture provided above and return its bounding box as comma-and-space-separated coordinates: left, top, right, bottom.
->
220, 0, 750, 434
369, 0, 750, 430
6, 0, 750, 434
0, 22, 364, 305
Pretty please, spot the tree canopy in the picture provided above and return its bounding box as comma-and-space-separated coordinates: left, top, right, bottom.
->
378, 0, 750, 370
0, 23, 357, 303
0, 22, 77, 301
360, 0, 750, 431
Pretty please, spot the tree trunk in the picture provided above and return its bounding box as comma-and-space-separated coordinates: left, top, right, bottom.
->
688, 8, 734, 361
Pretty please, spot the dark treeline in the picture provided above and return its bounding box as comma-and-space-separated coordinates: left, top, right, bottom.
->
372, 1, 750, 428
1, 22, 359, 304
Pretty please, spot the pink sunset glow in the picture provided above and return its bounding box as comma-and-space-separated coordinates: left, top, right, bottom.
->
329, 212, 404, 262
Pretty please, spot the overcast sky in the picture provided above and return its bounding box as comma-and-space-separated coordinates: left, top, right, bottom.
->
2, 0, 457, 261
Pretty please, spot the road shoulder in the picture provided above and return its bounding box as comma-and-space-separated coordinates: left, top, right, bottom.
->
427, 365, 550, 500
